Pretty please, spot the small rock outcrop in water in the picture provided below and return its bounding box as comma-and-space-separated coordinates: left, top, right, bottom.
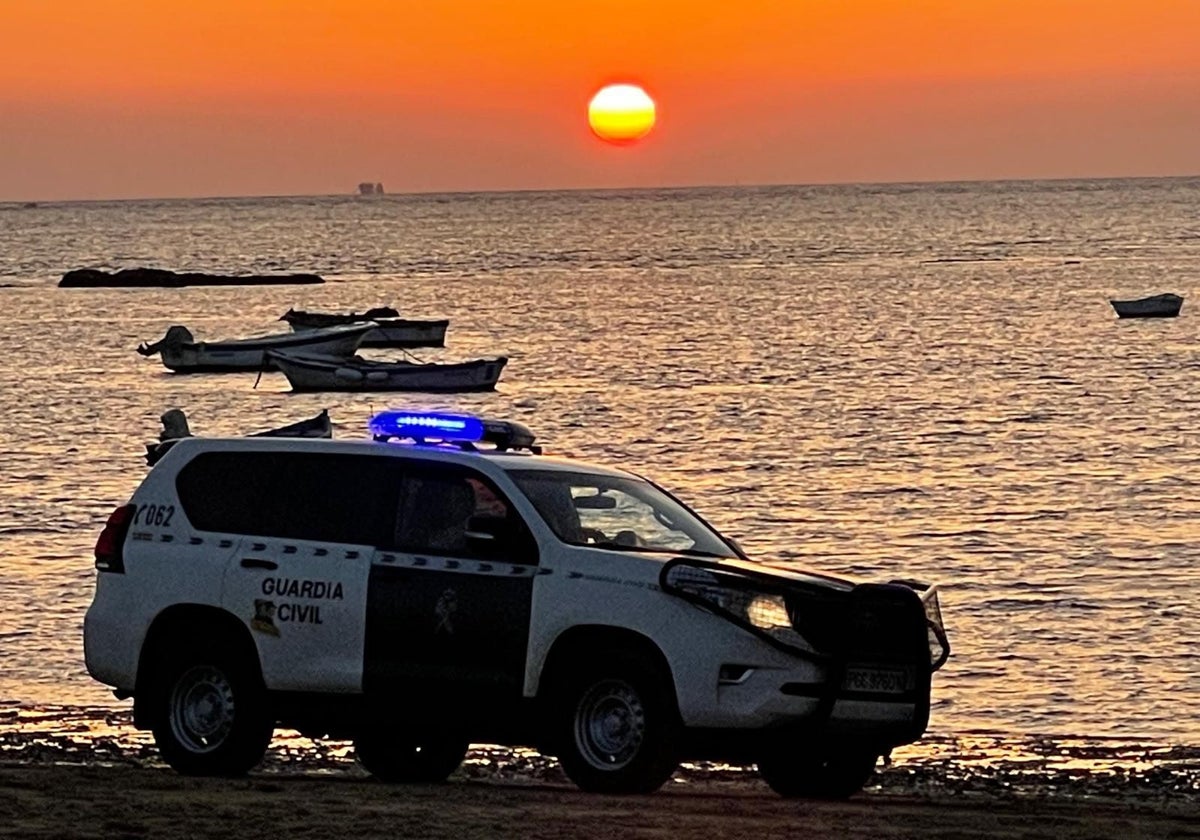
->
59, 268, 324, 288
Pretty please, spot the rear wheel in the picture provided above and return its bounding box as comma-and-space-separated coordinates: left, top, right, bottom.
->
555, 651, 680, 794
149, 641, 273, 776
757, 749, 879, 799
354, 729, 469, 783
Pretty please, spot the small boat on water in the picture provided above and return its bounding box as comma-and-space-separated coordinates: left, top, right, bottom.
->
145, 408, 332, 465
249, 409, 333, 439
1110, 293, 1184, 318
137, 323, 372, 373
280, 307, 448, 348
269, 350, 507, 393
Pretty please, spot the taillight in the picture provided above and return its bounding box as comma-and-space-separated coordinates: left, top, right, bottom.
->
94, 504, 136, 573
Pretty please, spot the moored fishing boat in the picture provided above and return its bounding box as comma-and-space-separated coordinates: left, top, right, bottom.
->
280, 307, 449, 347
268, 350, 507, 392
144, 408, 333, 464
136, 323, 373, 373
1110, 293, 1183, 318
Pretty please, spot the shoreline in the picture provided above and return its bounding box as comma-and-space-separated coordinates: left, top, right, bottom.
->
2, 704, 1197, 803
1, 705, 1198, 838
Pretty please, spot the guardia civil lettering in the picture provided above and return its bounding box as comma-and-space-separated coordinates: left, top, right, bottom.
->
261, 578, 345, 600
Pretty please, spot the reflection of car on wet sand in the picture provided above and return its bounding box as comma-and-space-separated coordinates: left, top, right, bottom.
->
83, 410, 949, 798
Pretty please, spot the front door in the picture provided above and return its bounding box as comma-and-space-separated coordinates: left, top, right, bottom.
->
364, 464, 538, 708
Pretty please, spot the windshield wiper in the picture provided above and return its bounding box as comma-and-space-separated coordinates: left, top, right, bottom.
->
661, 546, 734, 559
583, 542, 732, 559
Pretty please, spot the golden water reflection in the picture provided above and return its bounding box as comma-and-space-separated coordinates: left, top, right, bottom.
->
3, 705, 1196, 797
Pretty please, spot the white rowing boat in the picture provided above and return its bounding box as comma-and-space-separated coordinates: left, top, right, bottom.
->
136, 323, 372, 373
268, 350, 507, 392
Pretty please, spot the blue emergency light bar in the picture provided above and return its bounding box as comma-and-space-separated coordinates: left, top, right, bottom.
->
368, 410, 541, 454
368, 411, 485, 442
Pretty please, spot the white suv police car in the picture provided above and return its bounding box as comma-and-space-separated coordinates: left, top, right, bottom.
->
84, 411, 949, 797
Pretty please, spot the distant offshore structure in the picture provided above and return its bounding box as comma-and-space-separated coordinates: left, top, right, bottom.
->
357, 182, 385, 196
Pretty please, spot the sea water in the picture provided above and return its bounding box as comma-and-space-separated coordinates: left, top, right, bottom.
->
1, 178, 1198, 741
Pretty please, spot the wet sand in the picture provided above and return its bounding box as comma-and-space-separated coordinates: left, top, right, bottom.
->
2, 706, 1199, 838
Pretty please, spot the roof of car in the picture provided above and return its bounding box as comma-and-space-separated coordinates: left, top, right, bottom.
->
159, 435, 638, 480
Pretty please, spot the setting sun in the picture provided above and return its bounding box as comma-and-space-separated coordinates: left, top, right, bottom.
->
588, 84, 656, 144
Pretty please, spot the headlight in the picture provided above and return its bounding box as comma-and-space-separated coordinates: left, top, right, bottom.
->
661, 563, 814, 652
745, 594, 790, 630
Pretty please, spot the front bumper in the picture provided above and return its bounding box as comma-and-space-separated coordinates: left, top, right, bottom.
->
660, 558, 949, 745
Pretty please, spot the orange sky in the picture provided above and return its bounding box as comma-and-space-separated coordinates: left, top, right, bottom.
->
2, 1, 1199, 200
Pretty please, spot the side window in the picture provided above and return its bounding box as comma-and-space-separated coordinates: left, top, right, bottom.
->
176, 451, 273, 535
511, 470, 737, 556
176, 450, 397, 545
392, 467, 536, 563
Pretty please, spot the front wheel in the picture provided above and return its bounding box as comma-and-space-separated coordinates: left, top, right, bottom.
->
149, 645, 273, 776
354, 730, 469, 783
555, 651, 680, 794
757, 750, 879, 799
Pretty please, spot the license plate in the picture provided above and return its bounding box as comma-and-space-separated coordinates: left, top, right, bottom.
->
844, 667, 908, 694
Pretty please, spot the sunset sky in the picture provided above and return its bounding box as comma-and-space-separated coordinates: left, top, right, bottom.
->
2, 1, 1199, 200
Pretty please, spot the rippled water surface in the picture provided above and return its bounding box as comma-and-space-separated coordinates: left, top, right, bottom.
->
1, 180, 1198, 740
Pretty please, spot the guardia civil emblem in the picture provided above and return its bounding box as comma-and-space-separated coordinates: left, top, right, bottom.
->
434, 588, 457, 635
250, 599, 280, 636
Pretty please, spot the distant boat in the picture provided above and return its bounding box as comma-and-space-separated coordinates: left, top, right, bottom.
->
269, 350, 507, 393
136, 323, 373, 373
1110, 293, 1183, 319
280, 307, 448, 348
357, 182, 385, 196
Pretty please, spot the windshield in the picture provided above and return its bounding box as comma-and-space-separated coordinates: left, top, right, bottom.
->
509, 469, 738, 558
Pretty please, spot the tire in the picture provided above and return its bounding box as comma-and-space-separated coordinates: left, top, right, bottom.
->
148, 637, 273, 776
756, 749, 878, 799
354, 730, 469, 783
555, 650, 680, 794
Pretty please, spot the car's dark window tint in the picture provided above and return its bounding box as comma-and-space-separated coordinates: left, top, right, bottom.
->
176, 451, 398, 545
392, 466, 536, 563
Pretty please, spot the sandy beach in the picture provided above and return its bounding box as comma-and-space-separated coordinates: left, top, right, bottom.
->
3, 763, 1199, 840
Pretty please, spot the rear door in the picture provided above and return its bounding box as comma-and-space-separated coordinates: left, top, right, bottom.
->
364, 461, 539, 706
184, 449, 399, 692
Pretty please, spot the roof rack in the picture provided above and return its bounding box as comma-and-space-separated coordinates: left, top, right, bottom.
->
368, 410, 541, 454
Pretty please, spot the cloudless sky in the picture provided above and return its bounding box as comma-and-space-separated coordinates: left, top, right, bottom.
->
2, 0, 1198, 200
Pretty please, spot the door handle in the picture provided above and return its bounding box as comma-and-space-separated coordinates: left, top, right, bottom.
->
240, 558, 278, 571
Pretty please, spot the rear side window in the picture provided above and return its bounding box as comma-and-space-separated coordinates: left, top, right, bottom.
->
176, 451, 398, 545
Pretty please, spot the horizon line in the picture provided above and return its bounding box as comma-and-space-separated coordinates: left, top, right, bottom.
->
4, 172, 1199, 206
